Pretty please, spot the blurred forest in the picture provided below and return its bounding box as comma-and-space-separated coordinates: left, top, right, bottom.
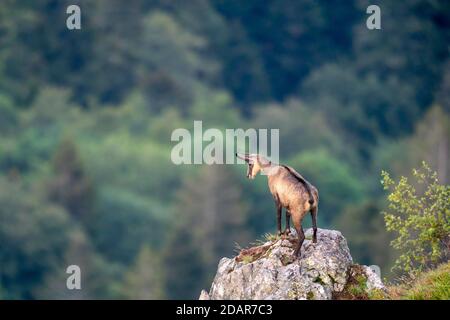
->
0, 0, 449, 299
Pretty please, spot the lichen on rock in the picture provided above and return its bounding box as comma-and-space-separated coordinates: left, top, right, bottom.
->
199, 228, 385, 300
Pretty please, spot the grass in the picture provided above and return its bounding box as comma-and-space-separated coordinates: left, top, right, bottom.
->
235, 243, 273, 264
386, 262, 450, 300
235, 232, 297, 265
263, 232, 281, 242
239, 254, 256, 264
333, 262, 450, 300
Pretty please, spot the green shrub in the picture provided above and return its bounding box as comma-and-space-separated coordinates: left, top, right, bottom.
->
381, 162, 450, 274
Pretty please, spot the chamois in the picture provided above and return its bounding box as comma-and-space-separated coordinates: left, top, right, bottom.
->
236, 153, 319, 257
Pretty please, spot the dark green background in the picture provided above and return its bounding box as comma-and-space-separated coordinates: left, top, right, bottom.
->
0, 0, 449, 299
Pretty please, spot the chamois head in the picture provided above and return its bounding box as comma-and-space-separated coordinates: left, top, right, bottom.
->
236, 153, 271, 179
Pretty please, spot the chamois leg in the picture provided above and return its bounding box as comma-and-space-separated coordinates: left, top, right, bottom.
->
292, 216, 305, 257
275, 201, 282, 236
311, 206, 318, 243
283, 210, 291, 235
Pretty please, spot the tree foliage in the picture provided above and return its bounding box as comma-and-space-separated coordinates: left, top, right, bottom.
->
382, 162, 450, 274
0, 0, 449, 298
0, 179, 71, 299
174, 165, 251, 271
48, 138, 95, 221
122, 246, 165, 299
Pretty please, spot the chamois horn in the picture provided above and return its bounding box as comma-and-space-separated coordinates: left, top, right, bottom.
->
236, 152, 250, 161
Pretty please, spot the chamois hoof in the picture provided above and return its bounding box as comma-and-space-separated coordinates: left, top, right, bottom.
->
280, 231, 291, 239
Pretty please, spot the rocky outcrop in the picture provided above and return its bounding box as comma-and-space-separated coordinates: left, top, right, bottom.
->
199, 228, 385, 300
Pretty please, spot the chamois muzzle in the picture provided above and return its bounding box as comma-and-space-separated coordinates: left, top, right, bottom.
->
236, 153, 253, 179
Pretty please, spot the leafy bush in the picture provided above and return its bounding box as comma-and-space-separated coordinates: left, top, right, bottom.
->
381, 162, 450, 274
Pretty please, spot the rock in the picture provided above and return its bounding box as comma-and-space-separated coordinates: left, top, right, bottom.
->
199, 290, 210, 300
333, 264, 387, 300
361, 266, 386, 291
200, 228, 385, 300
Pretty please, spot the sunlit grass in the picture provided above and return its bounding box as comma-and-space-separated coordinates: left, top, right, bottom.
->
386, 262, 450, 300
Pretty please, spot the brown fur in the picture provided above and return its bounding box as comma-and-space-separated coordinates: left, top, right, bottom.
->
237, 153, 319, 257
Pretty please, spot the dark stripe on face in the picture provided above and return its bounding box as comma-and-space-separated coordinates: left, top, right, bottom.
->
247, 163, 253, 178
